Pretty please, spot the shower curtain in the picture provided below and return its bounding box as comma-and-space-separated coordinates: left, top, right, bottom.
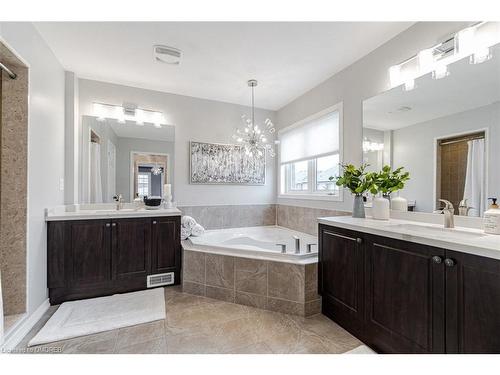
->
463, 139, 485, 217
90, 142, 103, 203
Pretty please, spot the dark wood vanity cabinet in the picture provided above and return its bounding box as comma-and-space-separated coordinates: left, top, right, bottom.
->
319, 223, 500, 354
47, 216, 181, 304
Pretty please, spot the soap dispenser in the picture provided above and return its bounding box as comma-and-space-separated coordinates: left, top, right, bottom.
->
484, 198, 500, 235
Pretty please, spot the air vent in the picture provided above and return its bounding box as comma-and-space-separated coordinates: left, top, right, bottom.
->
147, 272, 174, 287
153, 45, 181, 65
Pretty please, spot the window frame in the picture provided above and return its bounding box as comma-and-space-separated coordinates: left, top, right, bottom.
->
278, 102, 344, 202
137, 171, 152, 197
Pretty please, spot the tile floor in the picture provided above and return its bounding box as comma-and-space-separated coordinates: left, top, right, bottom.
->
13, 286, 362, 354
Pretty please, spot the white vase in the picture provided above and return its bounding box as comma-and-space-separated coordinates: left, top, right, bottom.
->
372, 196, 390, 220
391, 194, 408, 212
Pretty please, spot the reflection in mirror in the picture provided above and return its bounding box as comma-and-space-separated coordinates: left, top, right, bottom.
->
80, 115, 175, 203
363, 44, 500, 216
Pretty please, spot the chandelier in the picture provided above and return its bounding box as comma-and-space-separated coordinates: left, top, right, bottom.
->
232, 80, 276, 158
151, 164, 163, 175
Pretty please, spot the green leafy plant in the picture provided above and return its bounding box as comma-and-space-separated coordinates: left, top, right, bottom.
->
371, 165, 410, 195
329, 163, 375, 196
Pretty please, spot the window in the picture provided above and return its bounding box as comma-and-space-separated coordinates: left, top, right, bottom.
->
137, 172, 151, 197
279, 103, 342, 200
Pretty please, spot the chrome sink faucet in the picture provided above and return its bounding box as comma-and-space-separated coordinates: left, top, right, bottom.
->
113, 193, 124, 210
439, 199, 455, 228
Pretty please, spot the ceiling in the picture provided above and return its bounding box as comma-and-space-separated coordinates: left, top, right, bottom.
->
35, 22, 413, 110
363, 44, 500, 131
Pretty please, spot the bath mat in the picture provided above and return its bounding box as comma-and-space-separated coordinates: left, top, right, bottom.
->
28, 288, 165, 346
344, 345, 377, 354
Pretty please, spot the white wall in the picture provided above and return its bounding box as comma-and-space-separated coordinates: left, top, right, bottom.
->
276, 22, 470, 211
0, 24, 65, 314
115, 137, 175, 201
392, 102, 500, 213
78, 79, 276, 206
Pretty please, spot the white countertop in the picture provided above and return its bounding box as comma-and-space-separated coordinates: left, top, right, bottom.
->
318, 216, 500, 261
46, 204, 181, 221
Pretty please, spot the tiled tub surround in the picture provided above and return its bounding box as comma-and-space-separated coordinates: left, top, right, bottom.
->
277, 204, 350, 235
178, 204, 276, 230
182, 249, 320, 317
1, 42, 29, 316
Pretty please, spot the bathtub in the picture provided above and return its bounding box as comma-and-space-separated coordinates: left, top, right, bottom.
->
184, 225, 318, 264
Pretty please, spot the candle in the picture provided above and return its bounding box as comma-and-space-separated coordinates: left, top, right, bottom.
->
164, 184, 171, 197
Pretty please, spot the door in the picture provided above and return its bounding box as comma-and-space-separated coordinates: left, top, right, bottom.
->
67, 220, 111, 286
445, 250, 500, 353
365, 235, 445, 353
319, 225, 365, 338
111, 218, 151, 280
151, 216, 180, 277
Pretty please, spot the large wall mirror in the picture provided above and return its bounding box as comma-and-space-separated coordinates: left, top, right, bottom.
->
79, 114, 175, 203
363, 43, 500, 216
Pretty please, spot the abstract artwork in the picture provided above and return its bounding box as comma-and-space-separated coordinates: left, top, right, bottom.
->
190, 141, 266, 184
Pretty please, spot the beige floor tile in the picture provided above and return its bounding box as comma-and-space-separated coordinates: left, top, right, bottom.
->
116, 320, 165, 349
117, 337, 167, 354
16, 287, 361, 355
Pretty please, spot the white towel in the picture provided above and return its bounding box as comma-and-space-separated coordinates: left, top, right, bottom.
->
191, 223, 205, 237
181, 216, 197, 230
180, 227, 191, 241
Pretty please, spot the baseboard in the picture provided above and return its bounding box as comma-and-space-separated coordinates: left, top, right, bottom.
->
1, 299, 50, 352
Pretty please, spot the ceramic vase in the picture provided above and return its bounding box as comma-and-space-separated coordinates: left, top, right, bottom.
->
352, 194, 366, 218
391, 192, 408, 212
372, 195, 390, 220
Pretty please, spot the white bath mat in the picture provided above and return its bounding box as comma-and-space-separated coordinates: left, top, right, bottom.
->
344, 344, 377, 354
28, 288, 165, 346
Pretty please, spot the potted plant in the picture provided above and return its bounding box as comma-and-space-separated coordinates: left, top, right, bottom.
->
330, 163, 375, 218
371, 166, 410, 218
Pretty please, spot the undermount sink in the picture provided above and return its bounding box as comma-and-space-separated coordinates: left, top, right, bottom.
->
91, 208, 137, 213
393, 223, 487, 239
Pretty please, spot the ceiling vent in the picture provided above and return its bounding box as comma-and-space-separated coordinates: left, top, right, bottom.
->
153, 45, 181, 65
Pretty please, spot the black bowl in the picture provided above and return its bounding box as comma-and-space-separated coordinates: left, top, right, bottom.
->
143, 196, 162, 207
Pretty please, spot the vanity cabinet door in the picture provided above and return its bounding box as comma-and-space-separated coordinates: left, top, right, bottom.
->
111, 218, 151, 280
364, 236, 445, 353
151, 216, 181, 280
66, 220, 112, 286
445, 250, 500, 353
319, 225, 365, 338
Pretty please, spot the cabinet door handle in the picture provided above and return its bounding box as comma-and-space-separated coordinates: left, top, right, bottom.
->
105, 223, 111, 227
112, 223, 116, 227
444, 258, 456, 267
432, 256, 443, 264
356, 238, 363, 244
153, 220, 157, 224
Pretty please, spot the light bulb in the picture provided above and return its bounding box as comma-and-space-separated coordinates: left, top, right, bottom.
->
432, 64, 449, 80
470, 47, 491, 64
404, 80, 415, 91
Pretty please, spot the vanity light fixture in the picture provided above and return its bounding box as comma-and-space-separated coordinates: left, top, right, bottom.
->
389, 21, 500, 89
232, 80, 276, 158
363, 139, 384, 153
93, 102, 166, 128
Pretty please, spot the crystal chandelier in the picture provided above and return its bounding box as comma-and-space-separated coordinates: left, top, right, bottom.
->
232, 80, 276, 158
151, 164, 162, 175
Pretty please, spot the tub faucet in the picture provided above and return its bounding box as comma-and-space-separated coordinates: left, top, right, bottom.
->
439, 199, 455, 228
113, 193, 124, 210
293, 235, 300, 254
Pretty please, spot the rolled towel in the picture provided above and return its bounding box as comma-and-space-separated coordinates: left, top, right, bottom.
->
191, 223, 205, 237
181, 215, 197, 230
180, 226, 191, 240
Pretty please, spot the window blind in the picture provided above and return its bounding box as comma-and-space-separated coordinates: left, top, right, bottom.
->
279, 110, 340, 164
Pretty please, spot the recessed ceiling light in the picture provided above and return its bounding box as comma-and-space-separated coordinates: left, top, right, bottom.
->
153, 45, 181, 65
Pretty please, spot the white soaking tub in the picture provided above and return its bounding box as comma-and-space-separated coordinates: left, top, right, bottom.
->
184, 226, 318, 264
